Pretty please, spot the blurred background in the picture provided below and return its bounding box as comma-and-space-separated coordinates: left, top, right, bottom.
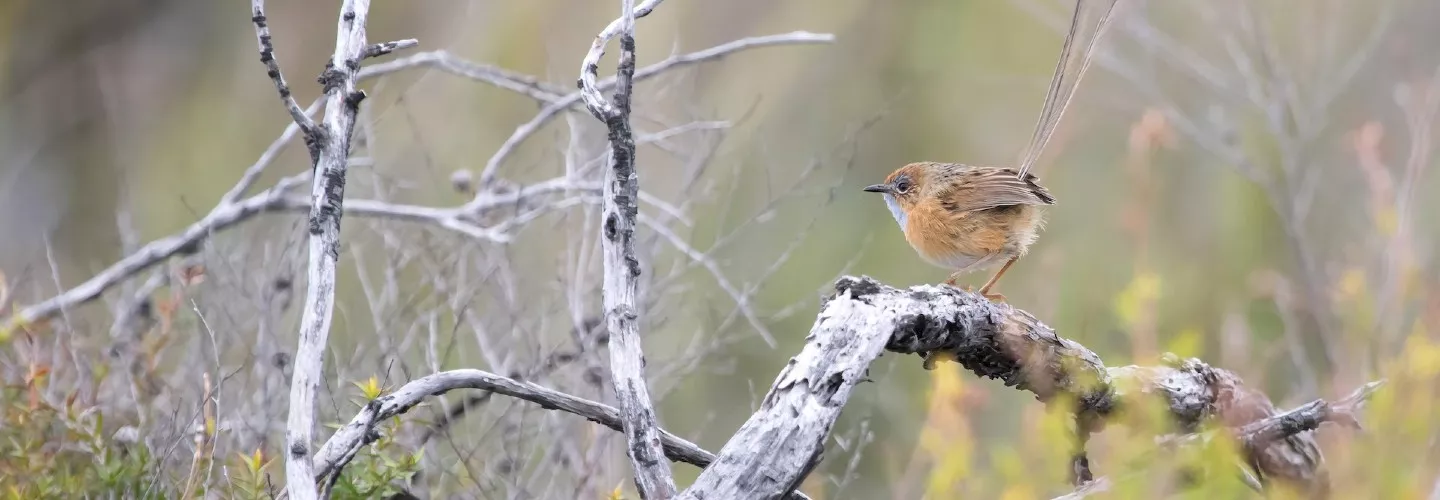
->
1, 0, 1438, 498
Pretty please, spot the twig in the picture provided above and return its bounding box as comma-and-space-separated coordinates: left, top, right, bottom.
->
415, 317, 603, 446
478, 30, 835, 186
1054, 379, 1385, 499
318, 369, 703, 475
362, 39, 420, 59
1, 175, 309, 340
219, 96, 321, 205
251, 0, 319, 160
0, 174, 629, 341
580, 0, 676, 497
1238, 379, 1384, 446
637, 213, 775, 346
361, 50, 567, 103
179, 372, 216, 500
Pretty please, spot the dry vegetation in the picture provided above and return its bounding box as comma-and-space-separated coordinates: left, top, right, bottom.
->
0, 0, 1437, 499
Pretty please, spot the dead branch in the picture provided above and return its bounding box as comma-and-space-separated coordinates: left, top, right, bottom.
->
250, 0, 415, 498
580, 0, 676, 497
672, 276, 1376, 498
361, 39, 420, 60
250, 3, 318, 150
310, 367, 814, 500
0, 33, 832, 343
1055, 379, 1384, 499
316, 369, 702, 479
296, 273, 1377, 498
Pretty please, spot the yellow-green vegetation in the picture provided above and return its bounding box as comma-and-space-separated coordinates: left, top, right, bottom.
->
326, 415, 424, 500
2, 0, 1436, 498
0, 365, 158, 499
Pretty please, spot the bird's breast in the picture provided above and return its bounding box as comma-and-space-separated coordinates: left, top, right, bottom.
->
901, 202, 1039, 273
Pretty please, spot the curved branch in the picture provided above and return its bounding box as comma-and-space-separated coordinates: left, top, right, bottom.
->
311, 368, 814, 499
579, 0, 676, 497
305, 276, 1376, 499
675, 276, 1376, 499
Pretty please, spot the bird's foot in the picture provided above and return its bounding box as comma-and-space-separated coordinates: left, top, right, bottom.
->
922, 351, 939, 370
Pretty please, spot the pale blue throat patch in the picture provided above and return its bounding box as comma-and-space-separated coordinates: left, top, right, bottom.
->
882, 193, 907, 232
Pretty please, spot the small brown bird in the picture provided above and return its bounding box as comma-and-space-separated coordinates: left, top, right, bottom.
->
863, 162, 1054, 303
863, 0, 1119, 369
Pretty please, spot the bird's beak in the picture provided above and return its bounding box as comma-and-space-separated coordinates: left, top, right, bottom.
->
863, 183, 890, 193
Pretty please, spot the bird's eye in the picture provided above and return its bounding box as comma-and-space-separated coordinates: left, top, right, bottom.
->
895, 180, 911, 193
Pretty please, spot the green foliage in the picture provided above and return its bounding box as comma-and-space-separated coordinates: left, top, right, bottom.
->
328, 416, 424, 500
0, 367, 162, 499
225, 449, 276, 500
329, 380, 422, 500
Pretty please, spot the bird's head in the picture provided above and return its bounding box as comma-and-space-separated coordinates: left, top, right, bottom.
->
863, 162, 932, 230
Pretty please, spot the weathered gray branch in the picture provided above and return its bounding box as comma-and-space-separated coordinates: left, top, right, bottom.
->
1239, 379, 1382, 445
251, 1, 317, 142
315, 370, 705, 479
302, 275, 1375, 499
262, 1, 409, 498
579, 0, 676, 497
361, 39, 419, 60
310, 368, 814, 500
672, 276, 1376, 499
0, 32, 831, 342
1055, 378, 1384, 499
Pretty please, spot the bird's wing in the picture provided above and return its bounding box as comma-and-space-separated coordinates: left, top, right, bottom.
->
939, 167, 1056, 214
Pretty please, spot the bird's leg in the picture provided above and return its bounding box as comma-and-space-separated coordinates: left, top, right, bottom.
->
944, 272, 963, 287
976, 256, 1018, 303
944, 272, 975, 293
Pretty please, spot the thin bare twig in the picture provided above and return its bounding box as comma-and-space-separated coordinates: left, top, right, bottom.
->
251, 0, 318, 158
222, 98, 324, 205
477, 30, 835, 187
637, 214, 775, 346
362, 39, 420, 59
1238, 379, 1384, 447
0, 32, 834, 340
361, 50, 567, 103
0, 175, 309, 340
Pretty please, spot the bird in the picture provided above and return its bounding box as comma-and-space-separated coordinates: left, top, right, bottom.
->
864, 163, 1055, 370
863, 162, 1055, 303
862, 0, 1121, 369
